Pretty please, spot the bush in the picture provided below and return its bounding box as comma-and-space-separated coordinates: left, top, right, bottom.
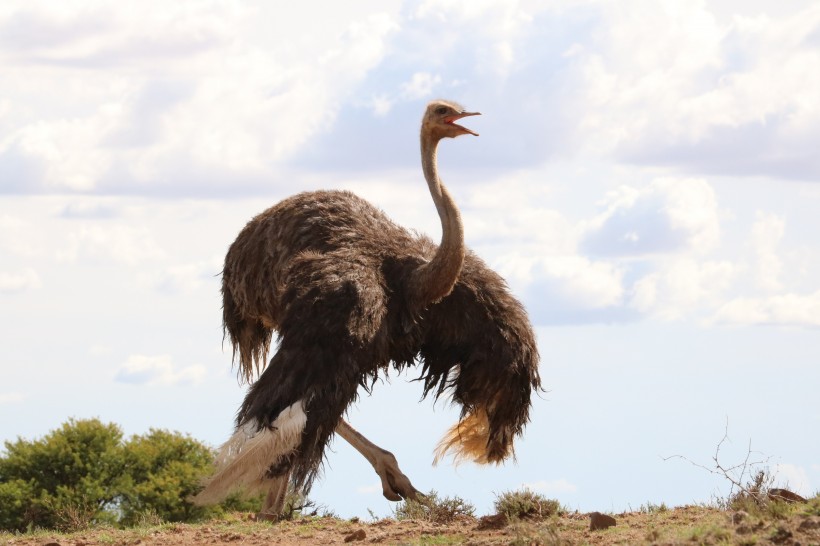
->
0, 418, 264, 531
494, 489, 562, 521
0, 418, 125, 531
393, 490, 475, 523
0, 479, 36, 531
119, 429, 218, 525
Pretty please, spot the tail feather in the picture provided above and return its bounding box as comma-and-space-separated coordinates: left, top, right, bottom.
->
193, 400, 307, 505
432, 407, 506, 466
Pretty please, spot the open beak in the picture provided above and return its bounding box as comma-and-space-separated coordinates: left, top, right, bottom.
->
444, 111, 481, 136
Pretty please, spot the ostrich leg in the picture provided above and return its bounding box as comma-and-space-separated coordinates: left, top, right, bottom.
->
257, 469, 290, 521
336, 419, 422, 502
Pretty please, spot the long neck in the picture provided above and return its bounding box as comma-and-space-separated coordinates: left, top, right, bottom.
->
407, 133, 466, 308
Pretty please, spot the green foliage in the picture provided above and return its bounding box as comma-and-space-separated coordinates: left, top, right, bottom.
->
0, 418, 124, 531
494, 489, 562, 521
803, 494, 820, 516
0, 418, 264, 532
118, 428, 218, 525
0, 479, 35, 531
638, 501, 669, 514
685, 523, 732, 543
393, 490, 475, 523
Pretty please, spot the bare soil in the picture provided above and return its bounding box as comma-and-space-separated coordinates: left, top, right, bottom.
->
2, 505, 818, 545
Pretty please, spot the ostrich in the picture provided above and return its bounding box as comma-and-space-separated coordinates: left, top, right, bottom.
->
193, 100, 541, 518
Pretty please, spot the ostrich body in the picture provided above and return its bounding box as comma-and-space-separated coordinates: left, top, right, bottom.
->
195, 101, 541, 517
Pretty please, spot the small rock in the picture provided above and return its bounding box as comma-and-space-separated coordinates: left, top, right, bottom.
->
589, 512, 617, 531
42, 543, 62, 546
344, 529, 367, 543
768, 488, 807, 503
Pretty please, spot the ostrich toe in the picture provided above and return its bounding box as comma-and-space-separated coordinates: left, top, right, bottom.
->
375, 451, 421, 502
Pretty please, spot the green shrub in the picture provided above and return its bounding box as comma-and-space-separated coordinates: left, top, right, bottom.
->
494, 489, 562, 521
0, 479, 35, 531
119, 429, 219, 525
0, 418, 264, 531
0, 418, 125, 531
393, 490, 475, 523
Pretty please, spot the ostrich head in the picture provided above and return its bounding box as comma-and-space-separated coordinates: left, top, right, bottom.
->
421, 100, 480, 141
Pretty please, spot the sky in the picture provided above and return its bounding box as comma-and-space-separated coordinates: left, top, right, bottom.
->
1, 0, 819, 518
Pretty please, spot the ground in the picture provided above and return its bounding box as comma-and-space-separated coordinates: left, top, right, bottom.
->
2, 504, 819, 546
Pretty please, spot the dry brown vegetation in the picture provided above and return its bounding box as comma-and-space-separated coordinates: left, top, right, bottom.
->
2, 493, 818, 546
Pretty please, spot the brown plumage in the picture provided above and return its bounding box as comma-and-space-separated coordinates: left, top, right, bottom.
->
199, 100, 541, 504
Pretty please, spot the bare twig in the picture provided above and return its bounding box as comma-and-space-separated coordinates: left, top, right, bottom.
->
662, 417, 772, 506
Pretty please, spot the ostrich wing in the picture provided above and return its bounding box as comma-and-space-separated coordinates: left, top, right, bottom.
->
209, 250, 392, 499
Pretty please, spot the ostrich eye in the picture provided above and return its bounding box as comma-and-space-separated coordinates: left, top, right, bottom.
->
435, 106, 448, 115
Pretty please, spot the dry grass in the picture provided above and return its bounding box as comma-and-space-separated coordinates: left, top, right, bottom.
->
494, 489, 563, 521
393, 490, 476, 524
2, 495, 818, 546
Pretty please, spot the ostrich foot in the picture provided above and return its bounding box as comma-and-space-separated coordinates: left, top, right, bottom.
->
336, 419, 422, 502
373, 450, 422, 502
256, 472, 289, 521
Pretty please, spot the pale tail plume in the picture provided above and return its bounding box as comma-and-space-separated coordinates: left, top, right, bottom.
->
433, 407, 495, 466
193, 400, 307, 505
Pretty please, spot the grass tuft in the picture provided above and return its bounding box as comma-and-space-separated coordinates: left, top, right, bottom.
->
638, 501, 669, 514
494, 488, 562, 521
393, 490, 475, 524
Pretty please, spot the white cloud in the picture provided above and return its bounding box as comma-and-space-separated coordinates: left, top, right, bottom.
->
571, 1, 820, 178
356, 483, 382, 495
88, 344, 111, 356
0, 0, 231, 65
774, 463, 812, 497
413, 0, 537, 76
496, 253, 627, 324
465, 174, 575, 252
631, 259, 737, 321
369, 94, 393, 117
11, 110, 117, 191
58, 200, 120, 219
400, 72, 442, 100
0, 215, 41, 257
536, 256, 625, 308
521, 478, 578, 495
0, 392, 25, 404
57, 225, 164, 265
0, 268, 41, 293
751, 212, 785, 292
0, 3, 399, 195
115, 354, 206, 386
582, 178, 720, 257
154, 259, 220, 294
712, 290, 820, 327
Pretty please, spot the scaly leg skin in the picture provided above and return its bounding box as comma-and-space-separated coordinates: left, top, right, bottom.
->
336, 419, 422, 502
256, 470, 290, 521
